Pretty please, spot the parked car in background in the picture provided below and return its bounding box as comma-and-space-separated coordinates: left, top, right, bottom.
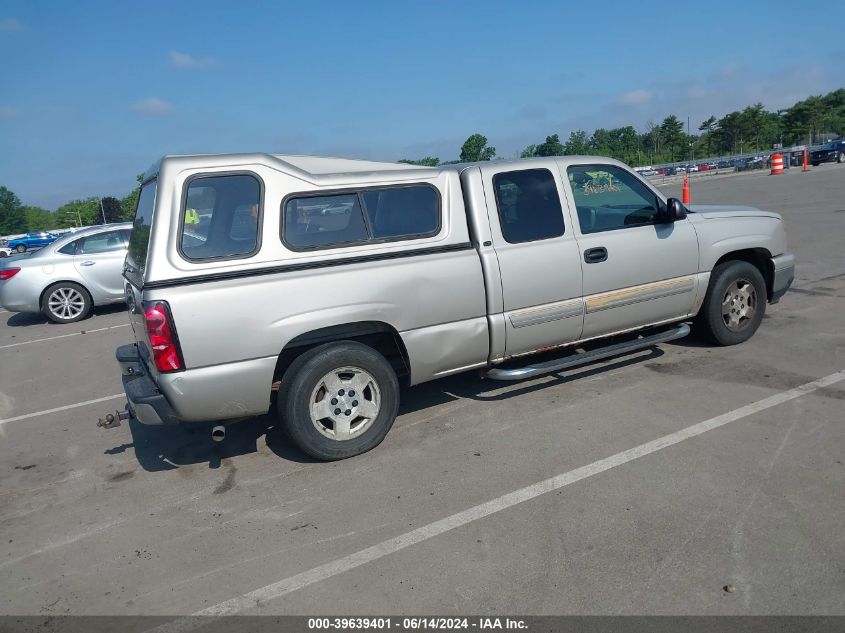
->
687, 164, 699, 172
4, 231, 59, 254
739, 156, 767, 171
0, 246, 12, 258
0, 223, 131, 323
636, 167, 657, 176
810, 139, 845, 166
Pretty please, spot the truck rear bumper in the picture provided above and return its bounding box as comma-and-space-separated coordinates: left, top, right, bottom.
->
116, 343, 180, 426
770, 252, 795, 304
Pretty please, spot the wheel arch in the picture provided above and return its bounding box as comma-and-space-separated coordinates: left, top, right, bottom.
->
273, 321, 411, 392
712, 248, 773, 300
39, 279, 93, 309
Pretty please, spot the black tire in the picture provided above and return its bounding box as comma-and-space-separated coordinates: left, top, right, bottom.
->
277, 341, 400, 460
41, 282, 93, 324
15, 244, 26, 253
838, 152, 844, 164
811, 162, 819, 167
0, 251, 6, 258
694, 260, 766, 346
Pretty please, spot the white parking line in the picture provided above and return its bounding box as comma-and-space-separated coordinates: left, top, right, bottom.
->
0, 323, 130, 349
0, 394, 125, 425
149, 369, 845, 628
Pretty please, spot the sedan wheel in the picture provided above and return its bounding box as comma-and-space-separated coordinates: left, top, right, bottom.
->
42, 282, 92, 323
15, 244, 26, 253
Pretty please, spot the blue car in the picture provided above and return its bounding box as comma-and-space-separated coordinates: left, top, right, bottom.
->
5, 231, 60, 254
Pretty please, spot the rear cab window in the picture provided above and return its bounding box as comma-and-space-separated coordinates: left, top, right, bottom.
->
126, 180, 157, 286
282, 184, 440, 250
492, 169, 565, 243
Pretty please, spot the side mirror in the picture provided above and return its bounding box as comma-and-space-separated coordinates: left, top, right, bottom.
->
663, 197, 687, 222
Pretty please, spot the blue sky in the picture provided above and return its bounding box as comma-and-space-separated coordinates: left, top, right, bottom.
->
2, 0, 844, 209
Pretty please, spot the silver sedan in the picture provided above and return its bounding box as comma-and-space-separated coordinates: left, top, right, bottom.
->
0, 223, 131, 323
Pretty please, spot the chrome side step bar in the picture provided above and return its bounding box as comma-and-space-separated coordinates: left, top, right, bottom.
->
484, 323, 691, 381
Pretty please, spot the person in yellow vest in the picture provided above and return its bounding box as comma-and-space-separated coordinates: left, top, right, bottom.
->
185, 207, 200, 225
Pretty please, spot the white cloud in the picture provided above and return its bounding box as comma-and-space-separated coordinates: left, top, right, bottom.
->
132, 97, 172, 116
168, 50, 213, 69
0, 106, 16, 119
0, 17, 21, 31
619, 89, 652, 106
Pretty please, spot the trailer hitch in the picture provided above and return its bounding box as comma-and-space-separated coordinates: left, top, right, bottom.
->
97, 407, 130, 429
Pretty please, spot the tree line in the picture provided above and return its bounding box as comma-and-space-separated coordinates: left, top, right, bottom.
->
0, 174, 143, 236
2, 88, 843, 236
400, 88, 845, 167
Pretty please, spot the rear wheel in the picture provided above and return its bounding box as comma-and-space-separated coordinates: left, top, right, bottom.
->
694, 261, 766, 346
41, 282, 92, 323
278, 341, 400, 460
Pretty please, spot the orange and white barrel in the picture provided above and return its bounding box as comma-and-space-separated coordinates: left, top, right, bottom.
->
770, 153, 784, 175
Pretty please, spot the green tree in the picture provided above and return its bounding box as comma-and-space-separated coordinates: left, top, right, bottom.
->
398, 157, 440, 166
0, 186, 27, 235
563, 130, 589, 155
519, 144, 538, 158
55, 198, 101, 228
698, 115, 717, 156
121, 173, 145, 220
459, 133, 496, 162
22, 205, 55, 231
536, 134, 565, 157
660, 115, 685, 161
101, 196, 124, 223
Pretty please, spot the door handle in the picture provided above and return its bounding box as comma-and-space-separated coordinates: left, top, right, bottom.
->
80, 261, 96, 266
584, 247, 608, 264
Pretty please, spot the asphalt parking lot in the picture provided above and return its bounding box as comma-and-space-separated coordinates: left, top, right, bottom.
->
1, 164, 843, 619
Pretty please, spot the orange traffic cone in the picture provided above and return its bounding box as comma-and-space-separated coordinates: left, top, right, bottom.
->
682, 176, 690, 205
803, 148, 809, 172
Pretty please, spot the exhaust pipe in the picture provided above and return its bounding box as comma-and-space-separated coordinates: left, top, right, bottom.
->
211, 425, 226, 442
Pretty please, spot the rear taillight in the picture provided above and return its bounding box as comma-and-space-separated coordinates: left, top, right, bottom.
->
142, 300, 184, 372
0, 268, 20, 281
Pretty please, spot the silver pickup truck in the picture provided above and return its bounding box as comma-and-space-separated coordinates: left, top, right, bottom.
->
112, 154, 794, 459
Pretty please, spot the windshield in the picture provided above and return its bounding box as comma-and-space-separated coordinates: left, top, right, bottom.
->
125, 180, 157, 285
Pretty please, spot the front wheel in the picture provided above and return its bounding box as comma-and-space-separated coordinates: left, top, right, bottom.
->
15, 244, 26, 253
41, 282, 92, 323
838, 152, 844, 164
278, 341, 400, 460
694, 261, 766, 346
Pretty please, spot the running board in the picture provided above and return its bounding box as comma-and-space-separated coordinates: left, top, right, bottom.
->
484, 323, 690, 381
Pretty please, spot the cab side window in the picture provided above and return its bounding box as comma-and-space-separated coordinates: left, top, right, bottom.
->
492, 169, 565, 243
567, 164, 662, 234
